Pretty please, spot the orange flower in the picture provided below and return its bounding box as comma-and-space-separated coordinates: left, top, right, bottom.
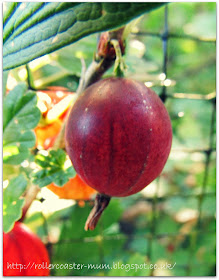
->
35, 119, 63, 149
34, 87, 76, 149
47, 174, 96, 200
35, 88, 96, 201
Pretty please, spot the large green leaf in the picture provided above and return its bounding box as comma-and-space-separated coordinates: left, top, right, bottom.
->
3, 83, 41, 164
3, 2, 165, 70
3, 174, 27, 233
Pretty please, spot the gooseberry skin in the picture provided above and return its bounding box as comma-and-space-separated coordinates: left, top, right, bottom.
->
65, 78, 172, 197
3, 222, 50, 276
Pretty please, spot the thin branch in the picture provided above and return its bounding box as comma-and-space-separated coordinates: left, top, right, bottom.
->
53, 28, 125, 150
132, 31, 216, 43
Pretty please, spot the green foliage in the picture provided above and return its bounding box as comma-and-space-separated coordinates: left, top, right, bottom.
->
55, 36, 97, 76
107, 253, 151, 276
130, 238, 149, 255
2, 2, 216, 277
3, 175, 27, 233
33, 149, 76, 187
3, 2, 165, 70
3, 70, 9, 96
156, 214, 180, 234
3, 83, 40, 164
53, 200, 124, 276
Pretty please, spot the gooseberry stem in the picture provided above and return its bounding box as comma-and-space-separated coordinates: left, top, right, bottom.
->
53, 56, 114, 149
53, 31, 126, 150
111, 39, 126, 78
85, 194, 111, 231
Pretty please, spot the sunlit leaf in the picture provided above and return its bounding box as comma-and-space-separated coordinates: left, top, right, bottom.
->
3, 83, 41, 164
3, 70, 9, 97
3, 174, 27, 233
33, 149, 76, 187
3, 2, 165, 70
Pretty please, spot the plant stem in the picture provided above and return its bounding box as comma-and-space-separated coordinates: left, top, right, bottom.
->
52, 56, 114, 150
111, 39, 127, 77
85, 194, 111, 231
20, 184, 40, 221
53, 55, 116, 149
53, 31, 126, 150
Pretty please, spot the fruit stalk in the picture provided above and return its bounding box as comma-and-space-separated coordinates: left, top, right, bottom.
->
84, 194, 111, 231
53, 28, 126, 150
110, 39, 126, 77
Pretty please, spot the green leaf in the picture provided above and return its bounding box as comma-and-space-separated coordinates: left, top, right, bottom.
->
3, 2, 166, 70
55, 35, 97, 76
3, 70, 9, 97
3, 174, 27, 233
107, 253, 151, 276
3, 2, 19, 25
53, 201, 124, 276
58, 199, 123, 240
33, 149, 76, 187
3, 145, 30, 165
3, 83, 41, 164
130, 238, 149, 255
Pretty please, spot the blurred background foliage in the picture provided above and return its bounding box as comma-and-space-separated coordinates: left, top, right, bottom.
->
5, 2, 216, 276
